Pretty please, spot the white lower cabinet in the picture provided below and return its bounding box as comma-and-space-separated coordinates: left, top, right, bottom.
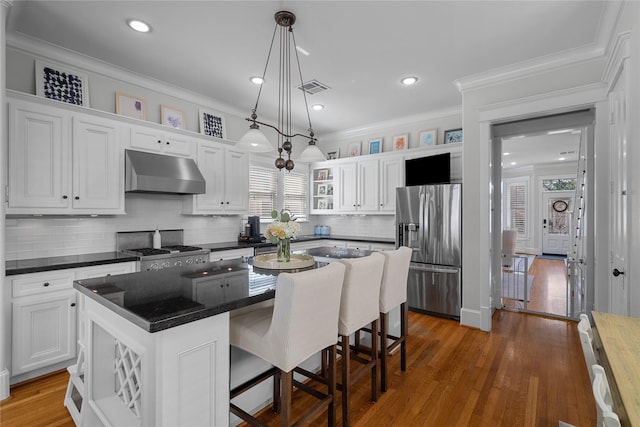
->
209, 248, 253, 261
8, 262, 137, 382
12, 289, 77, 375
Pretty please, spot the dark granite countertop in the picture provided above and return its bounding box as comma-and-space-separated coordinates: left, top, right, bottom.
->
74, 259, 321, 333
199, 235, 394, 252
6, 252, 139, 276
6, 236, 394, 276
74, 246, 377, 334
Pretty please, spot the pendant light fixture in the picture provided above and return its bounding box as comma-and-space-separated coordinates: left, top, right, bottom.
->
236, 10, 320, 170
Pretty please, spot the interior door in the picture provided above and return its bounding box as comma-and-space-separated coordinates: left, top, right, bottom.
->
542, 191, 573, 255
609, 67, 629, 315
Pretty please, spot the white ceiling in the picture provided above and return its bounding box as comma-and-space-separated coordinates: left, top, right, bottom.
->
502, 132, 581, 170
6, 0, 610, 141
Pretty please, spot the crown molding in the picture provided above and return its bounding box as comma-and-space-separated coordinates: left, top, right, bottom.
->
602, 31, 631, 91
320, 105, 462, 142
6, 32, 247, 119
454, 1, 623, 93
453, 44, 605, 93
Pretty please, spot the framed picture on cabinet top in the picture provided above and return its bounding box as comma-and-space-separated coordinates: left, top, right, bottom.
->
327, 148, 340, 160
419, 129, 437, 147
368, 138, 382, 154
348, 141, 361, 157
199, 108, 226, 139
116, 92, 146, 120
317, 169, 329, 181
35, 59, 89, 106
393, 134, 408, 151
444, 128, 463, 144
161, 104, 186, 129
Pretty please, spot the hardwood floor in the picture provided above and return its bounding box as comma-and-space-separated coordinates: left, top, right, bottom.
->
0, 310, 595, 427
527, 257, 569, 316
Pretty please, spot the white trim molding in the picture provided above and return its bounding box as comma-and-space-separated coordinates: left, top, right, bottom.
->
602, 31, 631, 93
454, 1, 623, 93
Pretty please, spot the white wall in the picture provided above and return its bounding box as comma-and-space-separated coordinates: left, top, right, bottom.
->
460, 57, 607, 330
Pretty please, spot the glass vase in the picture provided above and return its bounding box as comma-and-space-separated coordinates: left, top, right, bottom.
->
277, 238, 291, 262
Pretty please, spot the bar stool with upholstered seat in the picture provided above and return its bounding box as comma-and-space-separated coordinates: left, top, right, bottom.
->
229, 262, 346, 426
337, 252, 385, 427
378, 246, 412, 392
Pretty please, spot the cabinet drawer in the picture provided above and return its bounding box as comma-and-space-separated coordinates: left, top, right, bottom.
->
11, 270, 75, 298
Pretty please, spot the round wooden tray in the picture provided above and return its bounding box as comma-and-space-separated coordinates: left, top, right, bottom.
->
253, 253, 315, 270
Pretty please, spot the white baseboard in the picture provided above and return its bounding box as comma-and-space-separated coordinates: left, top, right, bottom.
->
460, 308, 482, 329
0, 368, 10, 400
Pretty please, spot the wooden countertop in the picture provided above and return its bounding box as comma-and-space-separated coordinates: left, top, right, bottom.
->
592, 311, 640, 427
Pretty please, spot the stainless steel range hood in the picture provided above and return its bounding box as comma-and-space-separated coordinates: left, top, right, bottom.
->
125, 150, 206, 195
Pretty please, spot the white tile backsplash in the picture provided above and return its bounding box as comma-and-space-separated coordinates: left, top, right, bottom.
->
311, 215, 396, 240
5, 193, 245, 261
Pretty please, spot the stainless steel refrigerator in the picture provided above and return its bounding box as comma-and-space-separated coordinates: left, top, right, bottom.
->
396, 184, 462, 319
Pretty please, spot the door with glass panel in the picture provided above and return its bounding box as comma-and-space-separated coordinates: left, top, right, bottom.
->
542, 191, 573, 255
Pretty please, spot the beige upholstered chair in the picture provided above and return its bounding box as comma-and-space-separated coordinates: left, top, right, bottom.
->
338, 252, 385, 427
592, 364, 621, 427
578, 317, 597, 382
229, 262, 346, 426
378, 246, 412, 392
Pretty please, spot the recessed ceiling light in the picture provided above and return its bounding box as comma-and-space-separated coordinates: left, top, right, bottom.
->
503, 152, 511, 156
558, 157, 566, 161
127, 19, 151, 33
510, 162, 517, 166
250, 76, 264, 85
311, 104, 324, 111
296, 46, 310, 56
401, 76, 418, 86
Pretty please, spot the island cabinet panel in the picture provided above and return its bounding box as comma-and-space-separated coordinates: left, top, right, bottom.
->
84, 298, 230, 427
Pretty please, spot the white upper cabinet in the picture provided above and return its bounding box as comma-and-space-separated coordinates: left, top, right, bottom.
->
128, 125, 194, 157
337, 158, 380, 213
379, 156, 404, 213
183, 139, 249, 215
7, 99, 125, 215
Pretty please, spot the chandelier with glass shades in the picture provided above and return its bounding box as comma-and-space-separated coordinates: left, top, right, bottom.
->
236, 10, 326, 170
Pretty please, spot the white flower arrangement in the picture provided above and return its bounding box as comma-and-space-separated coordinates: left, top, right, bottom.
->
264, 209, 301, 243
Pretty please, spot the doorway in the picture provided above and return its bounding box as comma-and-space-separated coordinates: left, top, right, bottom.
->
542, 191, 574, 255
492, 109, 594, 319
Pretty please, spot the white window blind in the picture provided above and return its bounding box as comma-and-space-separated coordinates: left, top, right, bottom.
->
249, 165, 308, 220
508, 182, 527, 235
284, 170, 308, 221
249, 166, 277, 218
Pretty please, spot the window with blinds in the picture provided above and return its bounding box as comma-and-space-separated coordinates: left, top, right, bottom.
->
507, 182, 527, 235
249, 166, 277, 218
249, 165, 308, 220
283, 171, 308, 221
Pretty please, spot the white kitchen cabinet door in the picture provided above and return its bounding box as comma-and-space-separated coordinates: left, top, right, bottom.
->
184, 141, 248, 214
379, 156, 404, 213
337, 162, 358, 213
129, 125, 193, 157
223, 147, 249, 213
337, 160, 379, 213
8, 101, 70, 211
12, 290, 77, 375
357, 159, 380, 213
72, 115, 124, 212
344, 241, 372, 250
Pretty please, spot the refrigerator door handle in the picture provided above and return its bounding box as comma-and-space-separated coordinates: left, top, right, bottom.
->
419, 192, 426, 257
410, 263, 459, 274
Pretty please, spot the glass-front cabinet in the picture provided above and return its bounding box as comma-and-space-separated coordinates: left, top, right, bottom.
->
310, 163, 335, 214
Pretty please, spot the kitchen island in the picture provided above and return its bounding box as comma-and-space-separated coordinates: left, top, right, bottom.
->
73, 257, 326, 427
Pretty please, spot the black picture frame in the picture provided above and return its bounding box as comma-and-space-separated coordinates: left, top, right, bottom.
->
444, 128, 463, 144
